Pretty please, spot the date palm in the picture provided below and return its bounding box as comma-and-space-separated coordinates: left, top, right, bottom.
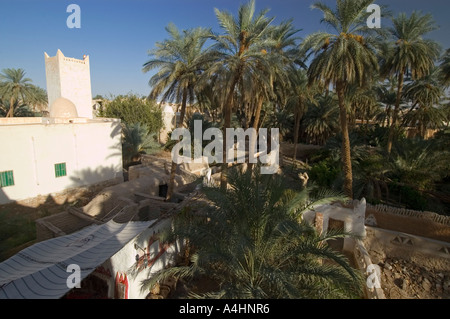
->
380, 11, 441, 153
205, 0, 276, 189
389, 138, 449, 191
287, 69, 319, 162
138, 167, 363, 299
374, 76, 399, 128
301, 0, 381, 198
122, 123, 161, 165
403, 67, 446, 138
347, 82, 381, 128
0, 68, 46, 117
143, 24, 211, 200
303, 94, 340, 145
440, 48, 450, 86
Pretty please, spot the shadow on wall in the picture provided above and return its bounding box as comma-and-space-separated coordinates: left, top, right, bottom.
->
110, 120, 122, 139
0, 166, 125, 262
0, 187, 8, 205
107, 120, 123, 161
69, 165, 123, 188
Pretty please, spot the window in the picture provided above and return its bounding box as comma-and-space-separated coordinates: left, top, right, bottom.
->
0, 170, 14, 187
55, 163, 67, 178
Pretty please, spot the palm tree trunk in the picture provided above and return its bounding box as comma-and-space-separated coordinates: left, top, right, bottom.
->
247, 96, 264, 173
292, 97, 303, 164
385, 105, 391, 128
387, 68, 406, 154
6, 96, 14, 117
166, 88, 188, 201
336, 81, 353, 199
221, 72, 240, 190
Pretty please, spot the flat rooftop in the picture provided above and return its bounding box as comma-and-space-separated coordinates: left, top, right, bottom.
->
0, 117, 120, 126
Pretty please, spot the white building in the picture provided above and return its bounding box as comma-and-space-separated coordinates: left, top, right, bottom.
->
0, 50, 123, 204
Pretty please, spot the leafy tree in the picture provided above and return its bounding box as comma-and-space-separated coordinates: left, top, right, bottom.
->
302, 0, 381, 198
138, 167, 363, 299
99, 94, 163, 133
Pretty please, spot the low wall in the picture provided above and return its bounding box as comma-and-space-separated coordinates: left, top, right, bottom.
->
365, 204, 450, 242
363, 226, 450, 271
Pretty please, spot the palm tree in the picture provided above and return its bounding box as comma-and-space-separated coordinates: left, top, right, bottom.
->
389, 138, 449, 191
0, 99, 32, 117
403, 67, 446, 138
380, 11, 441, 153
206, 0, 276, 189
143, 24, 211, 201
303, 94, 340, 145
301, 0, 381, 198
374, 76, 399, 128
122, 123, 161, 165
0, 68, 46, 117
262, 103, 293, 141
138, 167, 363, 299
347, 83, 382, 128
287, 69, 319, 162
440, 48, 450, 86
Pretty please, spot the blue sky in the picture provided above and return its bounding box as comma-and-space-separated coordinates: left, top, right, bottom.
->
1, 0, 449, 97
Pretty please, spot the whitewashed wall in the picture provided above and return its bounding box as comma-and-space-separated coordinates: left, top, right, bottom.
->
0, 118, 123, 204
103, 219, 181, 299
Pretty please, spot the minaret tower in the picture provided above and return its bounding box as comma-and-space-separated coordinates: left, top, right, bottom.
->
44, 49, 93, 118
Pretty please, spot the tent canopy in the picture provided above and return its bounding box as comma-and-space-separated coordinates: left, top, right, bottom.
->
0, 220, 152, 299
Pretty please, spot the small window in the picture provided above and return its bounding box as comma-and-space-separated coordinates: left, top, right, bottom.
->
0, 170, 14, 187
55, 163, 67, 178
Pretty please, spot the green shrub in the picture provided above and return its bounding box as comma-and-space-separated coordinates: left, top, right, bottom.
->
122, 123, 161, 165
98, 94, 163, 134
309, 160, 340, 189
389, 183, 428, 211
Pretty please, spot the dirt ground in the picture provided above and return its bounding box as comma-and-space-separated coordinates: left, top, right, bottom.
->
364, 229, 450, 299
374, 256, 450, 299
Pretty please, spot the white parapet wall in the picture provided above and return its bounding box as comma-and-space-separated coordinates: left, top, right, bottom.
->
302, 198, 367, 252
0, 117, 123, 204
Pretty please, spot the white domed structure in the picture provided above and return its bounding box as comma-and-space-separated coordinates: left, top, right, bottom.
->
49, 97, 78, 118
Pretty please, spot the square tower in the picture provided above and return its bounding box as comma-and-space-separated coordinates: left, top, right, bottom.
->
44, 49, 93, 118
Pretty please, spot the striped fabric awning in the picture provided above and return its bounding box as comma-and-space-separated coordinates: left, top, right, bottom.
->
0, 220, 152, 299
